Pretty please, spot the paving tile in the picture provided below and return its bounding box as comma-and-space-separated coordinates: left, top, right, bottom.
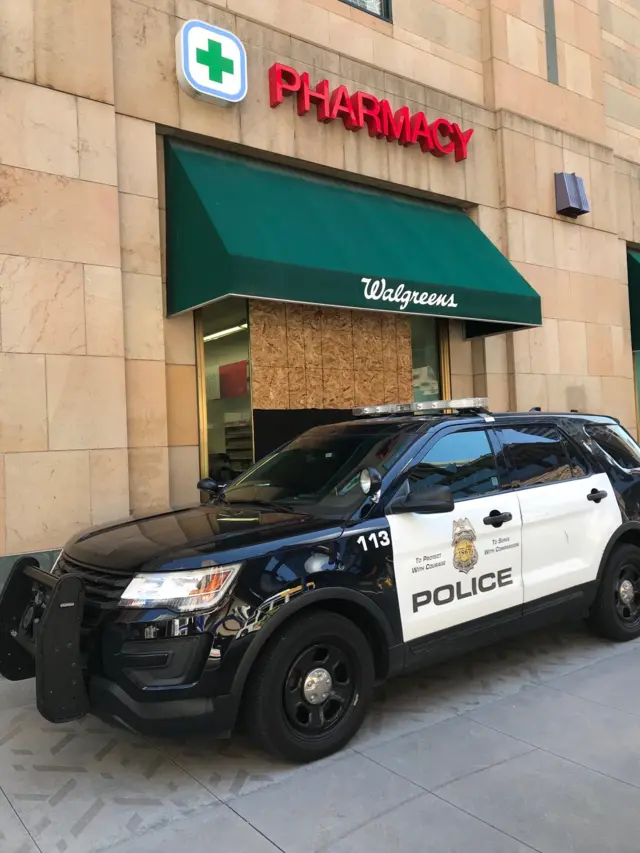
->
353, 623, 629, 750
231, 753, 422, 853
159, 730, 354, 802
0, 678, 35, 712
438, 748, 640, 853
328, 791, 535, 853
547, 646, 640, 716
0, 790, 38, 853
1, 625, 638, 853
350, 678, 456, 751
467, 684, 640, 788
101, 800, 278, 852
421, 622, 634, 700
0, 706, 216, 853
362, 715, 535, 791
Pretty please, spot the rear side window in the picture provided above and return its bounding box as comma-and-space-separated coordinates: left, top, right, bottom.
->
497, 424, 573, 487
564, 438, 589, 478
408, 429, 500, 500
585, 423, 640, 470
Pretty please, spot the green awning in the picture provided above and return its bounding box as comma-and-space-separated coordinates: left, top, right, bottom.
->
628, 251, 640, 351
165, 139, 541, 329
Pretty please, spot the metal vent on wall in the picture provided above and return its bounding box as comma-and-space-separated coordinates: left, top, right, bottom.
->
555, 172, 590, 218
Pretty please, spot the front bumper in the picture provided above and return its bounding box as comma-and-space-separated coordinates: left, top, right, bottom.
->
0, 558, 237, 736
0, 558, 89, 722
89, 676, 236, 737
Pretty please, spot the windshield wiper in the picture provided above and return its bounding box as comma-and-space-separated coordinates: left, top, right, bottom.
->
226, 498, 294, 513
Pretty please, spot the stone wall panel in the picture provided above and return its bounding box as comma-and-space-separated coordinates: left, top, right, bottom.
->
0, 0, 638, 555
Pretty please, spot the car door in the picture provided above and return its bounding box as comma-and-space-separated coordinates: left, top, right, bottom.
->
495, 422, 623, 605
388, 427, 524, 644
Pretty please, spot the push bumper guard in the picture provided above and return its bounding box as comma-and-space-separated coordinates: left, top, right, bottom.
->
0, 557, 90, 723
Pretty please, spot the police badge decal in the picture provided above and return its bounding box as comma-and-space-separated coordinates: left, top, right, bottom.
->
452, 518, 478, 573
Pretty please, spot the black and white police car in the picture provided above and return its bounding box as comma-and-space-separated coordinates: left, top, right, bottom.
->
2, 397, 640, 763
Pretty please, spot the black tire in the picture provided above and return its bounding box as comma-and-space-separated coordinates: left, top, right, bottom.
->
588, 544, 640, 641
243, 610, 374, 763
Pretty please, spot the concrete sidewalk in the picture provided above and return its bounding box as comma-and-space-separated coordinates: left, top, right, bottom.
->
2, 623, 640, 853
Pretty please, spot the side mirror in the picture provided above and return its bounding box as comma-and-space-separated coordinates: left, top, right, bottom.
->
359, 467, 382, 498
389, 483, 454, 515
197, 478, 221, 494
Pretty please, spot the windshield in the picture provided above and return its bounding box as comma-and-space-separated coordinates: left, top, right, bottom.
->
223, 421, 423, 516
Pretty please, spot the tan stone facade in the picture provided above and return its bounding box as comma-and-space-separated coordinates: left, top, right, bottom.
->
0, 0, 637, 561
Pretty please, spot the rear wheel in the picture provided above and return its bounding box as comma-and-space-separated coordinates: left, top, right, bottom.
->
588, 544, 640, 641
244, 611, 374, 762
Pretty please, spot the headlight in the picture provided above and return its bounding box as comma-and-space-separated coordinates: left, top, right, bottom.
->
119, 563, 242, 612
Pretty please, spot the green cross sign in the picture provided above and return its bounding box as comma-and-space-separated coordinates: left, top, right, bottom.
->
177, 21, 247, 106
196, 38, 235, 84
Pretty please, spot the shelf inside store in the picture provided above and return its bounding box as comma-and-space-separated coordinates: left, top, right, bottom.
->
224, 421, 252, 467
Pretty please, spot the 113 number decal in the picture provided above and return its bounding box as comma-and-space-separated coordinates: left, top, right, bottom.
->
356, 531, 391, 551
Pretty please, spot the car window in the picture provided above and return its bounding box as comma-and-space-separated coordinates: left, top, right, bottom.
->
498, 424, 573, 487
408, 430, 500, 501
585, 423, 640, 470
563, 436, 589, 478
223, 420, 422, 515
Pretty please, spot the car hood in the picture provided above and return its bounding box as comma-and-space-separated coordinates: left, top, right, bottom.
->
64, 503, 342, 573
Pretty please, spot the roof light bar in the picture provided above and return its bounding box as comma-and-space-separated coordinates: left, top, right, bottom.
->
352, 398, 490, 417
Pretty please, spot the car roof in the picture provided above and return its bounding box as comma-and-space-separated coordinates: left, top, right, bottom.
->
301, 417, 431, 432
487, 411, 618, 423
324, 410, 620, 431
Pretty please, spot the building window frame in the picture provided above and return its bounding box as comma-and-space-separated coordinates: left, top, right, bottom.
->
339, 0, 392, 23
195, 310, 209, 479
543, 0, 559, 85
437, 319, 452, 400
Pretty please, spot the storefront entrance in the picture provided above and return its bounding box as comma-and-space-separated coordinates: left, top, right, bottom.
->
197, 296, 445, 478
166, 138, 541, 477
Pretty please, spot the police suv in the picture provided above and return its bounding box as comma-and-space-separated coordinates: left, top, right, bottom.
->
2, 398, 640, 763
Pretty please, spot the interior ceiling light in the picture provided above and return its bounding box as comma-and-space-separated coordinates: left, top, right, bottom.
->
203, 323, 248, 342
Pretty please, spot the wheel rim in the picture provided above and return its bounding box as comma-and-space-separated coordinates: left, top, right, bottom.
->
283, 642, 356, 737
615, 564, 640, 627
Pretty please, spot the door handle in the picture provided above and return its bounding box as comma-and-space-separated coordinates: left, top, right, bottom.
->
587, 488, 608, 503
483, 510, 513, 528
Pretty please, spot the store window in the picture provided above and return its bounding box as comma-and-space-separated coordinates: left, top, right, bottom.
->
411, 317, 441, 403
200, 299, 253, 482
340, 0, 391, 20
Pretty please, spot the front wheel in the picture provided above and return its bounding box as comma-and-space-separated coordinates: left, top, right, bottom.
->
244, 611, 374, 762
588, 543, 640, 641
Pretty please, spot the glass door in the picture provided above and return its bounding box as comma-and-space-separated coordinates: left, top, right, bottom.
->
198, 298, 253, 482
